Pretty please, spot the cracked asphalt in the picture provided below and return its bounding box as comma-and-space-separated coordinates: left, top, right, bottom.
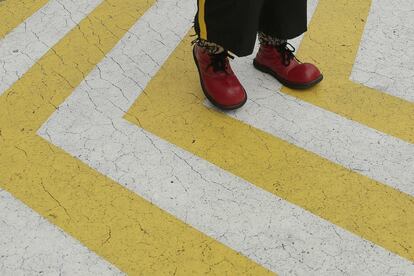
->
0, 0, 413, 275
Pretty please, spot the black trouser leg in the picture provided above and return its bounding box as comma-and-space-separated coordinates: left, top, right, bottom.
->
259, 0, 307, 40
194, 0, 263, 57
194, 0, 307, 57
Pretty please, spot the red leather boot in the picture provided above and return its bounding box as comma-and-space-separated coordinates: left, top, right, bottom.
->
193, 45, 247, 110
254, 43, 323, 89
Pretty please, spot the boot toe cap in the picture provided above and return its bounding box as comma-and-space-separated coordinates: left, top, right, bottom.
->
289, 63, 322, 84
215, 85, 247, 107
203, 78, 247, 109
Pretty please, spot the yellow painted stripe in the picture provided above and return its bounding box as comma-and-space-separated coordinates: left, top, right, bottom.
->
0, 0, 48, 38
198, 0, 207, 39
282, 0, 414, 143
0, 0, 271, 274
124, 34, 414, 262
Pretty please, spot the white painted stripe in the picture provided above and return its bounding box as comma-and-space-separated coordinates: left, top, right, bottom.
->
37, 0, 414, 274
0, 189, 123, 275
351, 0, 414, 102
0, 0, 103, 96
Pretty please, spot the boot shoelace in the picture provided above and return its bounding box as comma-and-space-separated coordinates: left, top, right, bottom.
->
191, 37, 234, 73
275, 42, 300, 66
207, 51, 234, 74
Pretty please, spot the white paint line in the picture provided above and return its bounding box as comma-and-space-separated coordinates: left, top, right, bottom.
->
0, 189, 123, 275
0, 0, 103, 96
38, 0, 414, 274
351, 0, 414, 102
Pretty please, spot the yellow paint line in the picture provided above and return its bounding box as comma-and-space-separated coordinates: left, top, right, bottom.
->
124, 34, 414, 262
0, 0, 48, 38
0, 0, 271, 274
282, 0, 414, 143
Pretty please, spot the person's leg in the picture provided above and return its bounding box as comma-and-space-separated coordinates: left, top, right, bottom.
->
254, 0, 323, 89
193, 0, 264, 110
258, 0, 307, 41
194, 0, 264, 57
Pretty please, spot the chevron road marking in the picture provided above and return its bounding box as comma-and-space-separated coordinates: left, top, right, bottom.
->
1, 0, 414, 274
281, 0, 414, 144
0, 0, 103, 96
0, 0, 271, 274
0, 0, 48, 38
37, 0, 414, 274
0, 189, 123, 275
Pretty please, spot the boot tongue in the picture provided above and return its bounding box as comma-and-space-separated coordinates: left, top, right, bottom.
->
208, 51, 234, 74
276, 42, 296, 66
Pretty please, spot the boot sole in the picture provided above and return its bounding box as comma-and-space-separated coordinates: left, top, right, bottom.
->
253, 59, 324, 90
193, 47, 247, 111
